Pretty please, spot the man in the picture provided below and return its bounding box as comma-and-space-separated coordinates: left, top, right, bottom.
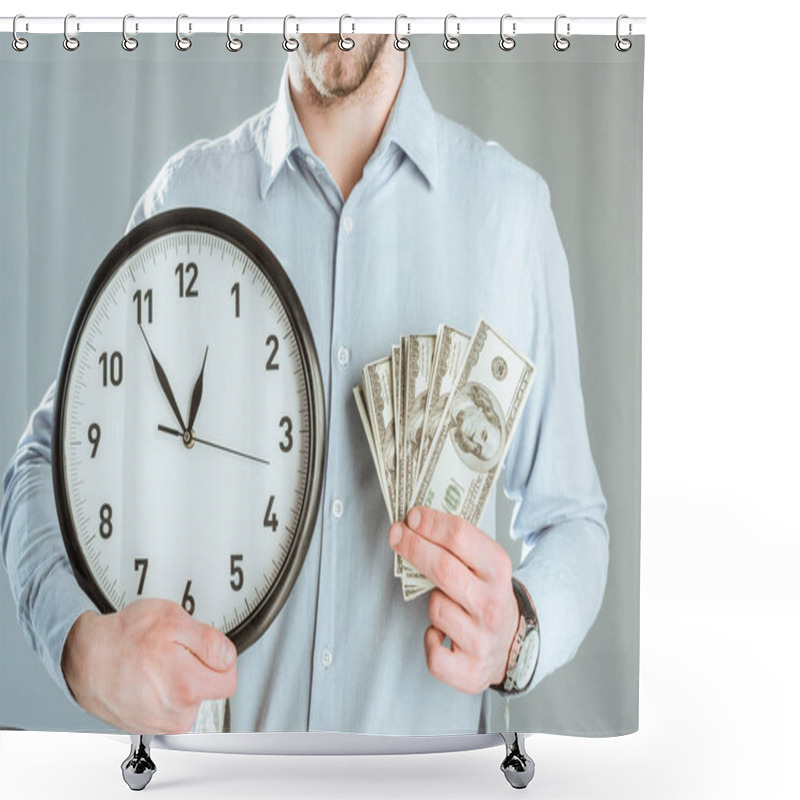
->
1, 33, 608, 735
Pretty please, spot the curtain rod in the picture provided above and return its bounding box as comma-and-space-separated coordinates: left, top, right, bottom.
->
0, 16, 646, 37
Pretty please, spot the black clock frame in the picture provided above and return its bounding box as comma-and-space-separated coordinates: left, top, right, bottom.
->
52, 207, 326, 655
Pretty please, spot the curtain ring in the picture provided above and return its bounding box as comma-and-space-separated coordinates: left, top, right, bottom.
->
282, 15, 299, 51
122, 14, 138, 51
12, 15, 29, 52
339, 14, 355, 51
443, 14, 460, 51
553, 14, 570, 51
615, 14, 632, 52
63, 13, 80, 51
394, 15, 410, 51
499, 13, 516, 51
175, 14, 192, 51
227, 15, 243, 52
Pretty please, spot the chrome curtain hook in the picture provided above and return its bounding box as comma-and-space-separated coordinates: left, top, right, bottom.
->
339, 14, 355, 51
175, 13, 192, 51
282, 15, 299, 52
443, 14, 460, 51
394, 14, 410, 51
12, 14, 29, 52
122, 14, 138, 51
499, 13, 516, 51
553, 14, 570, 51
227, 15, 243, 52
615, 14, 632, 52
63, 13, 80, 51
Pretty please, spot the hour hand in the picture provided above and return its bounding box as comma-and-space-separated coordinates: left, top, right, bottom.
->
138, 324, 187, 432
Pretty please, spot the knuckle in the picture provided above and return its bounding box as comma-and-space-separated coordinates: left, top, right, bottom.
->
450, 518, 469, 552
199, 626, 218, 662
428, 593, 443, 626
483, 595, 503, 632
433, 556, 456, 588
174, 676, 199, 709
496, 550, 513, 582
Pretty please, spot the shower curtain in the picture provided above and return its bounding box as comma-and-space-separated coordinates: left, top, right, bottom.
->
0, 27, 643, 739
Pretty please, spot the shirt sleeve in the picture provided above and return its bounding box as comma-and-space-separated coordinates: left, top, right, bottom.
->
0, 163, 176, 714
0, 381, 99, 713
502, 175, 610, 696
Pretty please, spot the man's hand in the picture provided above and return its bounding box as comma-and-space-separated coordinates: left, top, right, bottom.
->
389, 507, 520, 694
62, 598, 237, 733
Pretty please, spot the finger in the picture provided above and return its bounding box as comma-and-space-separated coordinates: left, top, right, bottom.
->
172, 615, 237, 672
428, 588, 481, 654
405, 506, 501, 579
170, 643, 238, 706
424, 626, 484, 695
390, 523, 483, 616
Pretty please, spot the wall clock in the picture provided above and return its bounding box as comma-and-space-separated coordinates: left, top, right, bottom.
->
52, 208, 325, 653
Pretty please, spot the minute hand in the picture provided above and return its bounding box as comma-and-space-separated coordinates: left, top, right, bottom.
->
139, 325, 187, 433
186, 345, 209, 433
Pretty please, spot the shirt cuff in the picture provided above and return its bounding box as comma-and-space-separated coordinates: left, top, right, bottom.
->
508, 518, 609, 698
33, 562, 99, 716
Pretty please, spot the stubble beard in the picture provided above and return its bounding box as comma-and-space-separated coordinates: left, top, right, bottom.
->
296, 35, 389, 107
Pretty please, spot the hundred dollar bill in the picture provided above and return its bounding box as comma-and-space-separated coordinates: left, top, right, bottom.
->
399, 335, 436, 594
416, 325, 470, 486
395, 339, 411, 577
361, 357, 397, 524
353, 385, 393, 522
404, 335, 436, 503
390, 344, 403, 577
402, 319, 536, 600
400, 325, 469, 596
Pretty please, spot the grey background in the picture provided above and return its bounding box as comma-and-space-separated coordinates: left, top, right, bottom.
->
0, 34, 642, 735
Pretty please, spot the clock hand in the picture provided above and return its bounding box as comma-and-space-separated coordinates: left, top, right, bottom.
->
157, 424, 270, 466
186, 345, 209, 434
139, 325, 187, 433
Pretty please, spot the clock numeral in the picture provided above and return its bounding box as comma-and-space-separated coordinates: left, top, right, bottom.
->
182, 580, 195, 616
134, 558, 148, 595
175, 262, 199, 298
88, 423, 101, 458
265, 335, 280, 371
230, 555, 244, 592
279, 416, 293, 452
133, 288, 153, 324
99, 351, 123, 387
263, 495, 278, 531
231, 282, 240, 318
99, 503, 113, 539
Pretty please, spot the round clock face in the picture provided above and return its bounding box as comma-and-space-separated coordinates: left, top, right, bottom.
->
53, 208, 325, 654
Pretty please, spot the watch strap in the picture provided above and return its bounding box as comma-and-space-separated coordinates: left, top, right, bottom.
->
490, 578, 539, 695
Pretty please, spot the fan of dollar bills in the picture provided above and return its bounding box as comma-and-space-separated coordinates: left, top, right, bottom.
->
353, 318, 536, 601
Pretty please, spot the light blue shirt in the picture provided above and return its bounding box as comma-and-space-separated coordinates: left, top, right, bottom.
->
1, 50, 608, 735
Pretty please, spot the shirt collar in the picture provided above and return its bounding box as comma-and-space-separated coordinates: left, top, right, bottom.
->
256, 48, 437, 198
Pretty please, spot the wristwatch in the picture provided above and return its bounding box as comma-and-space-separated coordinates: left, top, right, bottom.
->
491, 578, 540, 696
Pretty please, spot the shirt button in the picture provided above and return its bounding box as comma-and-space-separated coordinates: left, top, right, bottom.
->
321, 648, 333, 667
305, 154, 316, 169
337, 346, 349, 367
332, 498, 344, 518
342, 215, 353, 234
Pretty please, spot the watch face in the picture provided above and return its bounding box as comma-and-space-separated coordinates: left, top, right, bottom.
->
53, 208, 325, 654
514, 628, 540, 688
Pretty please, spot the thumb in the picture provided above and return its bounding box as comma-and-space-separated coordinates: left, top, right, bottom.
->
173, 617, 237, 672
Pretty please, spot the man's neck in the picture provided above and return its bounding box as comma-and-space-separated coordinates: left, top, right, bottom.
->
288, 49, 406, 203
